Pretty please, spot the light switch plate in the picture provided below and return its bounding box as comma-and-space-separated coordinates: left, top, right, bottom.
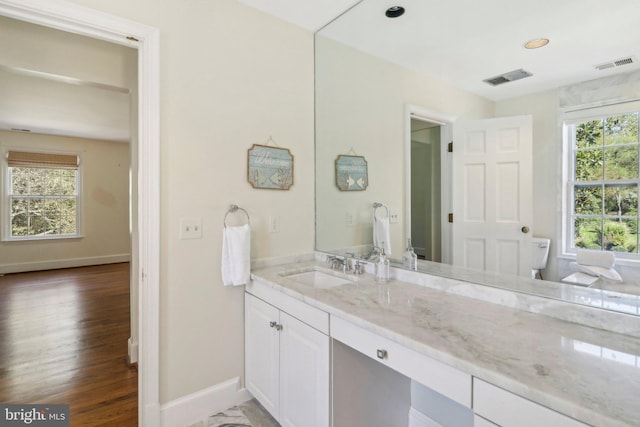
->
346, 211, 355, 227
269, 216, 280, 233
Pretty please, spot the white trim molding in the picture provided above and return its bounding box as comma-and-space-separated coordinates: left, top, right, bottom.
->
128, 336, 139, 365
160, 378, 252, 427
0, 254, 131, 275
408, 406, 443, 427
0, 1, 162, 426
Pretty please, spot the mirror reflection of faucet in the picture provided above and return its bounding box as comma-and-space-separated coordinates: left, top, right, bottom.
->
326, 253, 365, 275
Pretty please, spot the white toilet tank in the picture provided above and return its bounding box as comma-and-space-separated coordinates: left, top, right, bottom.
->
531, 237, 550, 270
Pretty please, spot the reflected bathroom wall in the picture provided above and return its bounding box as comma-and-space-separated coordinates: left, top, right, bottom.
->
315, 35, 493, 257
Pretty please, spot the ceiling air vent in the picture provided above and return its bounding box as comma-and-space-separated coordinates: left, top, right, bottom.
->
595, 56, 636, 71
483, 69, 533, 86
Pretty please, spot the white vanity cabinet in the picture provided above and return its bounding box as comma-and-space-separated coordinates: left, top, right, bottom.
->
245, 283, 330, 427
473, 379, 588, 427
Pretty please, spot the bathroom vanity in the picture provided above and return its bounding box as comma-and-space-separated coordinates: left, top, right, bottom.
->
245, 255, 640, 427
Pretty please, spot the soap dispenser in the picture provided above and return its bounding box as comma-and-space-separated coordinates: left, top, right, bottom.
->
403, 238, 418, 270
375, 247, 390, 283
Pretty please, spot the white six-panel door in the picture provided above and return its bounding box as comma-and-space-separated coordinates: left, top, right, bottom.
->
452, 116, 533, 276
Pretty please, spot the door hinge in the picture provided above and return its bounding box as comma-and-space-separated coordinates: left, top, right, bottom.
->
448, 141, 453, 153
448, 213, 453, 223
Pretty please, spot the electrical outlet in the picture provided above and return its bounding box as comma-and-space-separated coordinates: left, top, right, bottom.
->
389, 212, 400, 224
269, 216, 280, 233
180, 217, 202, 239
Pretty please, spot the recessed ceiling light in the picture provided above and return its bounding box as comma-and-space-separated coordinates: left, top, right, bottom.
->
524, 38, 550, 49
385, 6, 405, 18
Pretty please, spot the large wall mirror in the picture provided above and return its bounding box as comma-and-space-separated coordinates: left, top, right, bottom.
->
315, 0, 640, 313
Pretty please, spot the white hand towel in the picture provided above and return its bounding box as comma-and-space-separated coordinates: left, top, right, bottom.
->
570, 262, 623, 282
373, 217, 391, 255
576, 249, 616, 269
222, 224, 251, 286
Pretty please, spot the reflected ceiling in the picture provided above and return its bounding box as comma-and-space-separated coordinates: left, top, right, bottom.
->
246, 0, 640, 101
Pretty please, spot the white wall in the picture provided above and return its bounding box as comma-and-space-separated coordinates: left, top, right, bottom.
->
0, 131, 131, 272
315, 36, 494, 257
64, 0, 315, 404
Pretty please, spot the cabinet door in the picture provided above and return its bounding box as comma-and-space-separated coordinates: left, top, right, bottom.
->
245, 294, 280, 419
279, 312, 330, 427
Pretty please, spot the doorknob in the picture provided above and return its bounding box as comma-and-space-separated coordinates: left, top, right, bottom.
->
521, 226, 530, 234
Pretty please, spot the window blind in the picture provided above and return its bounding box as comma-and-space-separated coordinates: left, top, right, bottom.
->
7, 151, 79, 169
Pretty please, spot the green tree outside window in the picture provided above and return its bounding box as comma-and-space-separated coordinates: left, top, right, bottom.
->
572, 112, 640, 253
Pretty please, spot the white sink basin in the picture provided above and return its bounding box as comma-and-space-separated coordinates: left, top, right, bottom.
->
285, 269, 354, 289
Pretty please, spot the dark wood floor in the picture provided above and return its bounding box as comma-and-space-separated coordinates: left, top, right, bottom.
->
0, 263, 138, 426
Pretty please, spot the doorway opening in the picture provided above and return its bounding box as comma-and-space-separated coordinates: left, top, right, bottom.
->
0, 1, 161, 425
405, 105, 455, 265
410, 117, 443, 262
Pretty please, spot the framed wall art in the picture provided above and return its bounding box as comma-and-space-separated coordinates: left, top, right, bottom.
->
335, 154, 368, 191
247, 144, 294, 190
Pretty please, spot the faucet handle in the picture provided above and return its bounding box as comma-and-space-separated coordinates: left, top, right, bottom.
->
342, 256, 352, 271
353, 260, 365, 275
326, 255, 341, 269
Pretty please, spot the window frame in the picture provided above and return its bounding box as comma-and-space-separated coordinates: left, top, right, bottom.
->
2, 147, 83, 242
561, 102, 640, 263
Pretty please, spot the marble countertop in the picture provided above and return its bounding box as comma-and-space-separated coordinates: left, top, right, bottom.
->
250, 261, 640, 427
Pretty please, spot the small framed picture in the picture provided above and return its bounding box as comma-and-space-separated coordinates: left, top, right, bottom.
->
247, 144, 294, 190
335, 155, 368, 191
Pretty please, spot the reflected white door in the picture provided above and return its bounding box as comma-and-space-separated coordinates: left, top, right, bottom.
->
451, 116, 533, 276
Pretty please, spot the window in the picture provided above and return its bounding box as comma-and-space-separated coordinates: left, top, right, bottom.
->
565, 111, 640, 257
5, 150, 80, 240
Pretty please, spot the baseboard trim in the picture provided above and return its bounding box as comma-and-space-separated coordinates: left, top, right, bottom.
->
409, 406, 442, 427
0, 254, 131, 274
160, 377, 252, 427
128, 337, 138, 365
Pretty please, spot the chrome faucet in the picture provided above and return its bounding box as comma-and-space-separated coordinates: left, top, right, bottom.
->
361, 246, 381, 261
343, 252, 355, 273
352, 259, 365, 275
326, 255, 342, 270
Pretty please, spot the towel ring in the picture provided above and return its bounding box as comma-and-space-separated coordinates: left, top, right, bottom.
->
373, 202, 389, 220
224, 204, 250, 228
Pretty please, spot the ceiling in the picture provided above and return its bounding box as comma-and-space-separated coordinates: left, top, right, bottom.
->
0, 15, 135, 142
242, 0, 640, 101
2, 0, 638, 142
236, 0, 360, 32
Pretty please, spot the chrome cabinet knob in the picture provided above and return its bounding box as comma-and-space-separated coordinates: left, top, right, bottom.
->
376, 349, 387, 360
269, 321, 283, 331
521, 226, 530, 234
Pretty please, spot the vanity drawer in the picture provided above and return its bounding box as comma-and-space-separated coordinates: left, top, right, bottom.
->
247, 279, 329, 334
473, 378, 588, 427
331, 316, 471, 407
